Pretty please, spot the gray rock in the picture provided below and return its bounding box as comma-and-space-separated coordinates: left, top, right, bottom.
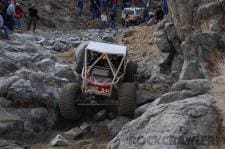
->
107, 117, 131, 138
0, 97, 13, 108
53, 41, 64, 51
0, 76, 19, 97
50, 134, 68, 146
0, 58, 19, 76
94, 110, 107, 121
102, 35, 114, 43
164, 23, 181, 52
134, 99, 160, 117
70, 41, 82, 47
179, 32, 223, 80
136, 91, 154, 106
169, 0, 224, 40
0, 140, 23, 149
54, 63, 76, 82
23, 107, 57, 138
108, 95, 219, 149
35, 58, 55, 73
7, 79, 33, 103
157, 90, 204, 105
154, 30, 171, 52
80, 122, 91, 133
65, 127, 83, 139
171, 79, 212, 92
74, 41, 89, 62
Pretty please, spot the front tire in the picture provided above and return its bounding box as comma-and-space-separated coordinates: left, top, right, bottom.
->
118, 83, 137, 117
59, 83, 81, 121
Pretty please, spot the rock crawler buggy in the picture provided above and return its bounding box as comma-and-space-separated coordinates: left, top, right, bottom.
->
59, 41, 137, 121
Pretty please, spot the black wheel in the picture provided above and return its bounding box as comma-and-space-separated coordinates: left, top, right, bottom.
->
124, 61, 138, 82
118, 83, 137, 117
59, 83, 81, 121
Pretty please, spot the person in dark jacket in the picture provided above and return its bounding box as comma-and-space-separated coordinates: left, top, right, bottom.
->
27, 4, 39, 32
155, 7, 163, 22
78, 0, 83, 16
162, 0, 168, 15
110, 13, 115, 29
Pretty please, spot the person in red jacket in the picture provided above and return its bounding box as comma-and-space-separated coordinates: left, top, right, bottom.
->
14, 2, 23, 29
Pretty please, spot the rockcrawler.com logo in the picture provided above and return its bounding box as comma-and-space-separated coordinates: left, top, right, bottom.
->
126, 135, 219, 146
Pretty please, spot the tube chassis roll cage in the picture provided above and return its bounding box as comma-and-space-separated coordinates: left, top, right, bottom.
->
81, 48, 127, 96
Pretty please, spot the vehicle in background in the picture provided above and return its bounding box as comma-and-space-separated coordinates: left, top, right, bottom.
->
121, 7, 144, 25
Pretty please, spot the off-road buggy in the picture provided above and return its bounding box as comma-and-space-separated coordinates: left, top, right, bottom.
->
59, 41, 137, 121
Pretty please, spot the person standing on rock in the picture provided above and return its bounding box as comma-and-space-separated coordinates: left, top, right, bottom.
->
101, 12, 107, 29
110, 13, 115, 29
155, 6, 163, 22
6, 1, 15, 31
162, 0, 168, 15
124, 14, 130, 27
78, 0, 83, 16
112, 0, 116, 16
14, 2, 23, 29
0, 14, 9, 39
27, 4, 39, 32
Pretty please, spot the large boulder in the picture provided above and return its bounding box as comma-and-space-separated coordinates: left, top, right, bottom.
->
0, 107, 58, 139
108, 95, 220, 149
7, 79, 33, 103
171, 79, 212, 92
179, 32, 223, 80
107, 117, 131, 138
169, 0, 225, 40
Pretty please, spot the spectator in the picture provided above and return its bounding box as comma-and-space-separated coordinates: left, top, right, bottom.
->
143, 8, 149, 24
155, 7, 163, 22
6, 1, 15, 30
27, 4, 39, 32
100, 12, 107, 29
78, 0, 83, 16
90, 0, 100, 19
143, 0, 150, 9
0, 14, 9, 39
124, 14, 129, 27
14, 2, 23, 29
110, 13, 115, 29
112, 0, 116, 16
162, 0, 168, 15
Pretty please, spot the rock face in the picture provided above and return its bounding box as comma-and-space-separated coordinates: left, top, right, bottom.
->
169, 0, 225, 41
0, 33, 76, 140
108, 95, 220, 149
107, 117, 131, 138
153, 0, 225, 80
135, 79, 212, 117
179, 32, 224, 80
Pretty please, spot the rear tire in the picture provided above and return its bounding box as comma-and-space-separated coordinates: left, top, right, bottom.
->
59, 83, 81, 121
124, 61, 137, 82
118, 83, 137, 117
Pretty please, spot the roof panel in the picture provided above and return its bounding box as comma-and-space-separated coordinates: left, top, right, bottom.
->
86, 41, 127, 55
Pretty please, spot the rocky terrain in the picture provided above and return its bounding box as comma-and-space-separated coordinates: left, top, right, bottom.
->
0, 0, 225, 149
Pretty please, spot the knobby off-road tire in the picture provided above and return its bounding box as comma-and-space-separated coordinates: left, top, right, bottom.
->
124, 61, 138, 82
118, 83, 137, 117
59, 83, 81, 121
